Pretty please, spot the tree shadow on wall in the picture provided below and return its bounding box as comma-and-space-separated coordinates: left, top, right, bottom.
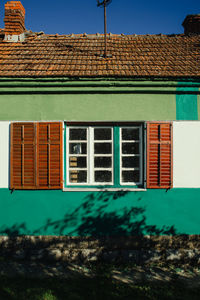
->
0, 190, 182, 282
0, 190, 178, 237
39, 191, 177, 236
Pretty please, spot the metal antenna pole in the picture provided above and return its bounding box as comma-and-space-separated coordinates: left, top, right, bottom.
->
104, 0, 107, 57
97, 0, 112, 57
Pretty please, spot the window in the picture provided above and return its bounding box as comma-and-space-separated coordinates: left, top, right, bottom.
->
66, 127, 113, 185
10, 121, 173, 191
66, 124, 144, 188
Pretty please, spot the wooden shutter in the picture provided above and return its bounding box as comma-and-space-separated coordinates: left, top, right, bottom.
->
37, 122, 63, 189
10, 122, 63, 190
147, 122, 173, 189
10, 123, 36, 189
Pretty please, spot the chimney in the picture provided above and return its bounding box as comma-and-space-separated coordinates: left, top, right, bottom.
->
4, 1, 26, 42
182, 14, 200, 35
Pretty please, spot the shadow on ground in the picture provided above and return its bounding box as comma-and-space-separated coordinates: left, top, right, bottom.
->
0, 263, 200, 300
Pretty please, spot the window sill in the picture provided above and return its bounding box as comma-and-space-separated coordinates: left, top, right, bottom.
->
63, 187, 147, 192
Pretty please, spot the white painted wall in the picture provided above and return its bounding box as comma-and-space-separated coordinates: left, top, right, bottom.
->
0, 122, 10, 188
173, 122, 200, 188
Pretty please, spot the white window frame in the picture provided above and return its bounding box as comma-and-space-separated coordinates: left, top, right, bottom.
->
66, 126, 114, 186
66, 126, 88, 186
120, 125, 143, 186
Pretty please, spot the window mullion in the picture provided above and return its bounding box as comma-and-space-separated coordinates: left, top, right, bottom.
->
114, 126, 120, 187
119, 127, 122, 185
139, 125, 143, 185
66, 127, 68, 185
89, 127, 94, 184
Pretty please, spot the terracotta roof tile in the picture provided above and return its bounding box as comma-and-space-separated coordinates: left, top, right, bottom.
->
0, 33, 199, 78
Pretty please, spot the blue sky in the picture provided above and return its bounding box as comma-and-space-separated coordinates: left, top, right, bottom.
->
0, 0, 199, 35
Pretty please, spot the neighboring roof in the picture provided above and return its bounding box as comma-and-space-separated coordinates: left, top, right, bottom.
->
0, 32, 199, 78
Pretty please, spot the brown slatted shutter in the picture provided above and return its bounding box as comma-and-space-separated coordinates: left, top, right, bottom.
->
10, 122, 63, 190
10, 123, 36, 189
147, 122, 173, 189
37, 122, 63, 189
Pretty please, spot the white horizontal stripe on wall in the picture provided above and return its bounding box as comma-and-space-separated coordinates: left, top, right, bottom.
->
0, 122, 10, 188
173, 121, 200, 188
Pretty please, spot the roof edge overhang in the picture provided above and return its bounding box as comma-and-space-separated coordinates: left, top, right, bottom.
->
0, 76, 199, 83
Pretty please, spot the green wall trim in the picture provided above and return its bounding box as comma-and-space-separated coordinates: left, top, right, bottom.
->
0, 87, 180, 94
1, 188, 200, 236
0, 77, 199, 83
176, 83, 199, 120
0, 79, 199, 94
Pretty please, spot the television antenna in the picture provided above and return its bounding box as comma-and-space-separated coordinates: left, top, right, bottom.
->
97, 0, 112, 57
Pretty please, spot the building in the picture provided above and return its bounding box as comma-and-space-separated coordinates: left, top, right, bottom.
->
0, 1, 200, 261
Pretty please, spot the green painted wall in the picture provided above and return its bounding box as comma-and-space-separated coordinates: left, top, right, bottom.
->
0, 93, 176, 121
176, 85, 199, 120
0, 79, 199, 121
1, 189, 200, 236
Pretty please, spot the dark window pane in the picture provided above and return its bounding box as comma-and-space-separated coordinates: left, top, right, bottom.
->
69, 171, 87, 183
69, 143, 87, 154
94, 157, 112, 168
69, 157, 87, 168
95, 171, 112, 183
94, 143, 112, 154
122, 143, 139, 154
122, 156, 140, 168
69, 129, 87, 140
94, 128, 112, 140
122, 128, 139, 140
122, 171, 140, 183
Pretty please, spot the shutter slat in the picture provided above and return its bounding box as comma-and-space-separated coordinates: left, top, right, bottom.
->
38, 142, 48, 187
147, 122, 173, 189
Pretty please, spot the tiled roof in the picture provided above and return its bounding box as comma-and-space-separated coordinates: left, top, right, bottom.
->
0, 32, 199, 78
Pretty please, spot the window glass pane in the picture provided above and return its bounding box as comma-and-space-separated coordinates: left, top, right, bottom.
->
122, 171, 140, 183
122, 142, 139, 154
69, 143, 87, 154
69, 170, 87, 183
94, 157, 112, 168
69, 129, 87, 140
69, 157, 87, 168
94, 143, 112, 154
94, 128, 111, 140
95, 171, 112, 183
122, 128, 139, 140
122, 156, 139, 168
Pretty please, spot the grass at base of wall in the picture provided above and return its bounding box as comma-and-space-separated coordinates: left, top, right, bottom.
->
1, 265, 200, 300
